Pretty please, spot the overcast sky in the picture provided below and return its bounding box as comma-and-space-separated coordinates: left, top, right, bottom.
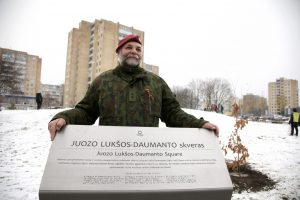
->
0, 0, 299, 98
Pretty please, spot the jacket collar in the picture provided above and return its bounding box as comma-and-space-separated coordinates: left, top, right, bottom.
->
113, 65, 147, 84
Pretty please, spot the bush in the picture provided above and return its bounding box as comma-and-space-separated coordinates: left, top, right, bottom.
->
222, 103, 249, 173
8, 103, 16, 110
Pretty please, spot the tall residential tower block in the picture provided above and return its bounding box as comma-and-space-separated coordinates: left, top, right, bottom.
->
268, 77, 299, 115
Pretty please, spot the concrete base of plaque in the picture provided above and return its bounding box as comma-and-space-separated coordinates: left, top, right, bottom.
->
39, 125, 233, 200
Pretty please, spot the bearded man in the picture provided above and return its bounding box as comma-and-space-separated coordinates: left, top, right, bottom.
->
48, 35, 219, 141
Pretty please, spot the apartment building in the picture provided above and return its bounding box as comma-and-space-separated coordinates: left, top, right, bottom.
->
268, 77, 299, 116
63, 19, 158, 107
242, 93, 268, 116
144, 63, 159, 75
41, 84, 64, 108
0, 47, 42, 109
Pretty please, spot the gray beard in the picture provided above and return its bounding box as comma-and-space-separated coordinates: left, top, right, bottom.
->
118, 56, 140, 67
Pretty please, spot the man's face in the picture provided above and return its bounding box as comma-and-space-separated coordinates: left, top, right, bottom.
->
117, 41, 143, 67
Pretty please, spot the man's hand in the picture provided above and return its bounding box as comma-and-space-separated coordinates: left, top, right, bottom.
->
202, 122, 219, 137
48, 118, 66, 141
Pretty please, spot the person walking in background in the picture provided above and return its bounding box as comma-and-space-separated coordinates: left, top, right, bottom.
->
220, 105, 224, 114
48, 34, 219, 141
36, 93, 43, 110
289, 108, 299, 136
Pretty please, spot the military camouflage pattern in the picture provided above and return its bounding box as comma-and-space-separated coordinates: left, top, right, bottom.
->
52, 65, 208, 128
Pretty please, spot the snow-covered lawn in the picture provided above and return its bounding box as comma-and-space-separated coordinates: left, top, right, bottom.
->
0, 109, 299, 200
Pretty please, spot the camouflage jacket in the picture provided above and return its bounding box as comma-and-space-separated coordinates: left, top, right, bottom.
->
52, 65, 208, 128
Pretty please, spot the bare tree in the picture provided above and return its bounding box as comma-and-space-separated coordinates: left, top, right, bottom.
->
172, 78, 234, 111
194, 78, 234, 111
188, 79, 202, 109
200, 79, 216, 110
212, 78, 234, 109
172, 86, 198, 109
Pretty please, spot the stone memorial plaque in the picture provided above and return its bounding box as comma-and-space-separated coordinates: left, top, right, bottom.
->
39, 125, 232, 200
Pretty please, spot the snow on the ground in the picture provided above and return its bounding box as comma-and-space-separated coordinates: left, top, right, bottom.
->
0, 109, 299, 200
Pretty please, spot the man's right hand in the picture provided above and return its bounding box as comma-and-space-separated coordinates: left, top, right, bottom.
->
48, 118, 66, 141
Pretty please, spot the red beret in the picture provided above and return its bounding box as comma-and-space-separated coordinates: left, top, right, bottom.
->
115, 34, 142, 53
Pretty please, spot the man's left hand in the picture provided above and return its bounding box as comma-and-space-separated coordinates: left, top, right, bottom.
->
202, 122, 219, 137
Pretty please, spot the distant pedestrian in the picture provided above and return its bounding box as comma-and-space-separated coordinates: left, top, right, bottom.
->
220, 105, 224, 114
36, 93, 43, 110
289, 108, 299, 136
